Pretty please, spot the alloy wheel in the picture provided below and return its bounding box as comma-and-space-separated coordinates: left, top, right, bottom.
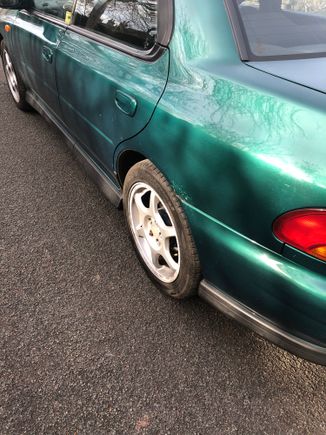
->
3, 50, 20, 103
128, 182, 180, 283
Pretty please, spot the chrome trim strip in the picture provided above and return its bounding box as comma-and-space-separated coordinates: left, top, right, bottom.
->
26, 91, 122, 208
199, 280, 326, 366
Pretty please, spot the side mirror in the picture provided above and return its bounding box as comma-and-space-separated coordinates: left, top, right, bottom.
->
0, 0, 31, 9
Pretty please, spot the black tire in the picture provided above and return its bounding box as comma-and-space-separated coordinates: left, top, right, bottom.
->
0, 41, 31, 111
123, 159, 201, 299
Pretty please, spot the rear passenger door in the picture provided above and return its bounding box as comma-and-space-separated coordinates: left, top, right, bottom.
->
55, 0, 171, 176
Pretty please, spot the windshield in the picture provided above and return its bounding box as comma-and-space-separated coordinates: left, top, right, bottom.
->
234, 0, 326, 59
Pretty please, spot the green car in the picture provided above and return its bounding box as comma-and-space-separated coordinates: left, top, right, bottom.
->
1, 0, 325, 364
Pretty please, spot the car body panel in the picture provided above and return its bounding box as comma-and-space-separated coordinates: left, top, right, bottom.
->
55, 29, 169, 175
14, 10, 65, 116
116, 0, 326, 257
184, 202, 326, 346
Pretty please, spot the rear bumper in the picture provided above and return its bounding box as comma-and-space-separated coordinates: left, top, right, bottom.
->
182, 202, 326, 365
199, 280, 326, 365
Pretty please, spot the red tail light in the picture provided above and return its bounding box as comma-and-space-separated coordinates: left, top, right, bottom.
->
273, 209, 326, 262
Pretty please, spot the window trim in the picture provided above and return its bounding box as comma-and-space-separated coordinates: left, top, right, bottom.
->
225, 0, 326, 62
28, 0, 174, 61
23, 9, 68, 27
224, 0, 250, 61
69, 0, 173, 60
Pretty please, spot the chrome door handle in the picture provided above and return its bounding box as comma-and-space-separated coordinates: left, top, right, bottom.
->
42, 46, 53, 64
115, 90, 137, 117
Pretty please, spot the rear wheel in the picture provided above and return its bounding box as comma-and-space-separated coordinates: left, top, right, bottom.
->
1, 41, 30, 111
123, 160, 201, 299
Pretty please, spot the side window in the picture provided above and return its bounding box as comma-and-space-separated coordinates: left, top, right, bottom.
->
33, 0, 74, 20
73, 0, 158, 50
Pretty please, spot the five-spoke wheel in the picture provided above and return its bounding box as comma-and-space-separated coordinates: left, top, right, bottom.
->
129, 182, 180, 283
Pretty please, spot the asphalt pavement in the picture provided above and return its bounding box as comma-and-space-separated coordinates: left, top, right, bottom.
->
0, 65, 326, 435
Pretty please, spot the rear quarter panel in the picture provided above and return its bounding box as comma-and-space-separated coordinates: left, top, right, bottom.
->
116, 0, 326, 257
114, 0, 326, 345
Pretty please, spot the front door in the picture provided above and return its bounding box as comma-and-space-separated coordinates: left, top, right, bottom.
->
55, 0, 170, 176
14, 0, 73, 117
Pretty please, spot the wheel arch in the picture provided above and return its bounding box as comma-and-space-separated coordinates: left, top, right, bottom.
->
116, 149, 147, 187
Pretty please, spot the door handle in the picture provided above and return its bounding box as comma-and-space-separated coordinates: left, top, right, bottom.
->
115, 90, 137, 117
42, 46, 53, 64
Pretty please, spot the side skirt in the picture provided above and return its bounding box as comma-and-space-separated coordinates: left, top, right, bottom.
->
26, 91, 122, 208
199, 280, 326, 366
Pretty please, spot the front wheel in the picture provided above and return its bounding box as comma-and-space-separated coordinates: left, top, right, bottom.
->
1, 41, 30, 111
123, 160, 201, 299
